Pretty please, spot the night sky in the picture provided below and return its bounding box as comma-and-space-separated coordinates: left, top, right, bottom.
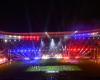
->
0, 0, 100, 32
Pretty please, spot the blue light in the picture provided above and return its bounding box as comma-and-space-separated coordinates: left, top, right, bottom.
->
39, 49, 41, 51
73, 33, 92, 39
13, 50, 15, 53
10, 47, 41, 62
36, 49, 38, 51
28, 49, 31, 52
20, 50, 24, 52
14, 39, 17, 42
9, 50, 11, 53
24, 50, 27, 52
17, 49, 19, 52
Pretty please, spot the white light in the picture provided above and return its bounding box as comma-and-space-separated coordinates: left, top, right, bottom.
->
64, 35, 69, 39
45, 32, 48, 34
41, 40, 45, 47
50, 39, 55, 49
42, 54, 50, 59
74, 31, 78, 33
8, 35, 12, 38
13, 35, 17, 38
54, 54, 62, 59
46, 71, 59, 73
17, 36, 21, 39
24, 57, 30, 60
57, 39, 62, 47
91, 32, 98, 36
45, 32, 50, 38
34, 57, 40, 59
4, 39, 8, 43
0, 58, 7, 64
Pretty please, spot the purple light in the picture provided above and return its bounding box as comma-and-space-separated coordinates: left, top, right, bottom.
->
24, 57, 30, 60
34, 57, 40, 59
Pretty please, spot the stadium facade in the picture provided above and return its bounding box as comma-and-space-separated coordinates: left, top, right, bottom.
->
0, 29, 100, 62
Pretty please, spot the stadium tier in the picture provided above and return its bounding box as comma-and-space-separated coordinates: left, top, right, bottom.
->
0, 29, 100, 62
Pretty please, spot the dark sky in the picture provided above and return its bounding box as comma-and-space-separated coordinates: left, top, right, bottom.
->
0, 0, 100, 32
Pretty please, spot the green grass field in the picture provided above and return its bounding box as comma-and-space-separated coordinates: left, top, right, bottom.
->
26, 65, 81, 72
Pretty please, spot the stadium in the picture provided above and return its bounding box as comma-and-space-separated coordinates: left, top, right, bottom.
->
0, 29, 100, 80
0, 29, 100, 64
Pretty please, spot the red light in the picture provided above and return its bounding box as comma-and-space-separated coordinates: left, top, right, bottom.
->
22, 36, 24, 39
75, 56, 80, 59
63, 56, 70, 60
30, 36, 32, 38
33, 36, 36, 40
29, 36, 32, 40
90, 48, 92, 51
36, 36, 40, 41
73, 48, 76, 51
77, 48, 80, 51
66, 56, 70, 59
70, 49, 72, 51
32, 36, 40, 41
25, 36, 29, 40
22, 36, 32, 40
22, 36, 25, 40
86, 48, 88, 50
0, 57, 7, 64
94, 48, 96, 50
